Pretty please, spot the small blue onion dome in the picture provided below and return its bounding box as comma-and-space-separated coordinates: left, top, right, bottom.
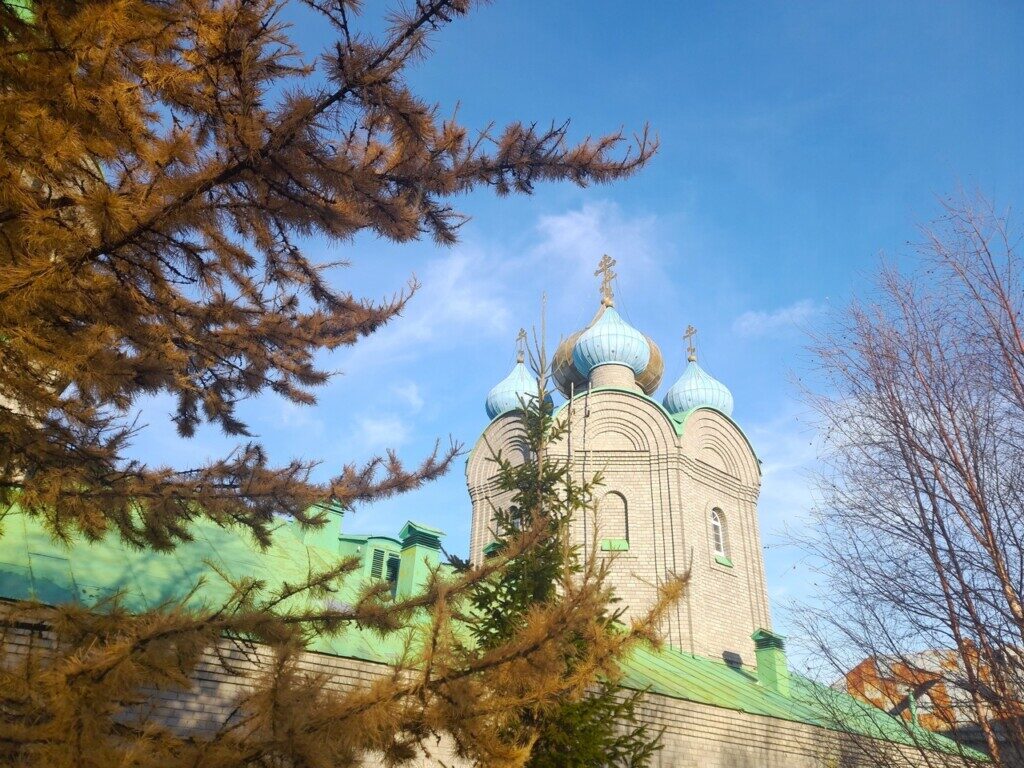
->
486, 331, 551, 419
485, 361, 534, 419
663, 358, 734, 417
572, 307, 651, 376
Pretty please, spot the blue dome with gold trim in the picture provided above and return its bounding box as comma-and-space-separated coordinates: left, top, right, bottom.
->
572, 307, 650, 376
663, 358, 734, 417
485, 361, 535, 419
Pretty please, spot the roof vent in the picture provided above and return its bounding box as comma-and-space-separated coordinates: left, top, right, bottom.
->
399, 521, 444, 551
752, 628, 791, 697
395, 521, 446, 600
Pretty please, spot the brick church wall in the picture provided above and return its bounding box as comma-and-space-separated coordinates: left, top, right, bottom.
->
467, 389, 771, 667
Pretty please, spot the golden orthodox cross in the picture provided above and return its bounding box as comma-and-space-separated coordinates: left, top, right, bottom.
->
516, 328, 527, 363
595, 254, 617, 307
684, 324, 698, 362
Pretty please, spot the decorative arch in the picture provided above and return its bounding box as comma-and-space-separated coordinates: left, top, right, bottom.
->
466, 414, 530, 564
466, 414, 529, 488
679, 408, 760, 487
559, 390, 677, 456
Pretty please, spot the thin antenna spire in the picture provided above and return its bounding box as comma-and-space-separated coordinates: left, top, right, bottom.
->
684, 324, 698, 362
595, 254, 617, 307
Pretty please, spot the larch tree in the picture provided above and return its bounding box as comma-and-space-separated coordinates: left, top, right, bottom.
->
799, 196, 1024, 767
0, 0, 660, 764
0, 0, 655, 547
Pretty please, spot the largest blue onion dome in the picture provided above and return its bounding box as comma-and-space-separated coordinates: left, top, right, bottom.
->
552, 313, 663, 396
663, 330, 734, 416
485, 330, 548, 419
572, 306, 651, 377
552, 254, 663, 396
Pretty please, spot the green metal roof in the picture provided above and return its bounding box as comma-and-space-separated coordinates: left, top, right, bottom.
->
621, 644, 984, 758
0, 506, 985, 759
0, 506, 421, 660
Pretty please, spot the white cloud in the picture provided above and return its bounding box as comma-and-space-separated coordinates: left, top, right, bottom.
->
390, 381, 424, 412
529, 201, 667, 309
340, 200, 670, 372
356, 415, 411, 450
732, 299, 822, 337
342, 249, 511, 370
533, 202, 659, 268
743, 406, 826, 652
748, 412, 820, 529
271, 398, 325, 432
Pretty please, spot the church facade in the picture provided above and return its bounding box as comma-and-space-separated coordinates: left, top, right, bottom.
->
470, 256, 770, 670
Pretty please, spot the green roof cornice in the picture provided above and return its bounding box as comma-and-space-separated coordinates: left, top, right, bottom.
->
559, 388, 760, 466
468, 387, 761, 470
672, 405, 760, 468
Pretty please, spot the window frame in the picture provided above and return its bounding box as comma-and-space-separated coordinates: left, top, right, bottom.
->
710, 508, 728, 559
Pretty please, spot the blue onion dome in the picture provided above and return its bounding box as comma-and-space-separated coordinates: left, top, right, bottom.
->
663, 347, 734, 417
572, 307, 651, 376
485, 361, 535, 419
486, 330, 548, 419
553, 311, 662, 396
553, 256, 661, 396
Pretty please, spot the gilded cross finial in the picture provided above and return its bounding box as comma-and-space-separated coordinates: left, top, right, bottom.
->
515, 328, 527, 364
595, 254, 617, 307
684, 325, 698, 362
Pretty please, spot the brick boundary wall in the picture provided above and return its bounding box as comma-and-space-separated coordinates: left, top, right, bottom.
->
3, 618, 977, 767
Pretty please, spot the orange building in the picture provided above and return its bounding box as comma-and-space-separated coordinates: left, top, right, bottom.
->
845, 649, 1023, 765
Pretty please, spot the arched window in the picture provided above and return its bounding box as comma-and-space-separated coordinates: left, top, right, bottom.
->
597, 492, 629, 551
710, 508, 727, 558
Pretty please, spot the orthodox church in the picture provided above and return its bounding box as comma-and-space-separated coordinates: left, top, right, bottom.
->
463, 256, 979, 765
0, 258, 984, 766
471, 255, 767, 669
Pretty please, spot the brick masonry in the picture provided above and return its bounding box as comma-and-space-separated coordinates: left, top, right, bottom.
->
3, 618, 960, 767
468, 383, 770, 668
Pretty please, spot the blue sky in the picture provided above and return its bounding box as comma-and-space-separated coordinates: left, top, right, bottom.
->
131, 2, 1024, 652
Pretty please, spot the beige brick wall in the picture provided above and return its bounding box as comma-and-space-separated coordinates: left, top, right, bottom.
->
467, 389, 770, 667
639, 690, 968, 768
2, 620, 466, 767
3, 619, 968, 766
166, 650, 978, 766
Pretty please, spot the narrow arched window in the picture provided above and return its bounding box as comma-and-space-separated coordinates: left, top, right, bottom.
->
711, 509, 727, 557
597, 492, 629, 552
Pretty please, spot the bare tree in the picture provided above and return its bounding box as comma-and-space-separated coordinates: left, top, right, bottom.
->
799, 196, 1024, 766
